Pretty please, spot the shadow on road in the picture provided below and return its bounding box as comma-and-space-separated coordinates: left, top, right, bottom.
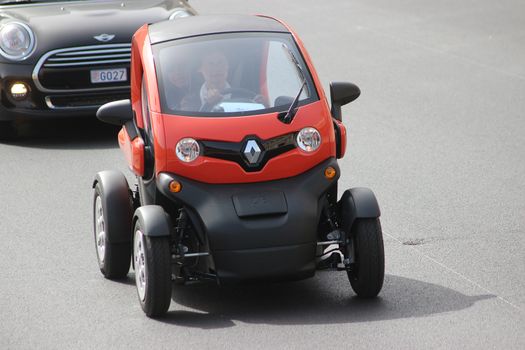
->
154, 272, 493, 328
4, 118, 119, 150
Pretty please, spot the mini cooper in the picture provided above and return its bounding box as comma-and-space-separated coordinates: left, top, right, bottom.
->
93, 14, 385, 317
0, 0, 196, 140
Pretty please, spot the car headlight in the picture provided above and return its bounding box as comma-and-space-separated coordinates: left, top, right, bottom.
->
169, 8, 192, 20
0, 22, 35, 61
176, 138, 200, 162
296, 127, 321, 152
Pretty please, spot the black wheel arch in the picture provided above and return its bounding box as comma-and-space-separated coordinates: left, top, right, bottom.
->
133, 205, 172, 237
339, 187, 381, 234
93, 170, 133, 244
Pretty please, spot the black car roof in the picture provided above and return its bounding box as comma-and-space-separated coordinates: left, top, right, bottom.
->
148, 15, 289, 44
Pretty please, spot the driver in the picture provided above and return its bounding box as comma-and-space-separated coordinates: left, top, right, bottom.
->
198, 51, 231, 111
178, 50, 266, 112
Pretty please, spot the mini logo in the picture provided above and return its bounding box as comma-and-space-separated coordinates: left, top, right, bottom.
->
94, 34, 115, 42
243, 140, 262, 164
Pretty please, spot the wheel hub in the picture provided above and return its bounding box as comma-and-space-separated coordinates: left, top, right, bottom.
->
95, 196, 106, 264
134, 229, 147, 302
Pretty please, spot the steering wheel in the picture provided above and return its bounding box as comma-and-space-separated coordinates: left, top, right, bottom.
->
201, 87, 259, 112
220, 87, 258, 100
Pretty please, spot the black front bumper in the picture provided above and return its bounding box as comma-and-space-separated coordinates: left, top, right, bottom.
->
0, 62, 128, 121
157, 158, 340, 281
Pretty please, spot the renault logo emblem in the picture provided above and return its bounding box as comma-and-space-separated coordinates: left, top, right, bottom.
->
94, 34, 115, 42
243, 140, 262, 164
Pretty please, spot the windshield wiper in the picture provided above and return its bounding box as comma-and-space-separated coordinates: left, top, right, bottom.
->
278, 79, 306, 124
278, 44, 307, 124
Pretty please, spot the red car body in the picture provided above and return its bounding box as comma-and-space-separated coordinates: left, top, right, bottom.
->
94, 15, 381, 318
120, 18, 346, 183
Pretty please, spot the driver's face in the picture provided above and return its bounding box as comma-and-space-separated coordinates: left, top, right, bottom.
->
200, 52, 229, 88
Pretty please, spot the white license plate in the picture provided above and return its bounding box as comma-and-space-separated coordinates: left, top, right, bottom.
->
90, 68, 127, 83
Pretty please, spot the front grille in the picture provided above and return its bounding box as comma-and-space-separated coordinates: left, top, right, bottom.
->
201, 133, 297, 172
42, 44, 131, 68
46, 92, 130, 109
34, 43, 132, 93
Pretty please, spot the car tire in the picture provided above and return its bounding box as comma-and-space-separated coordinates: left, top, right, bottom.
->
347, 218, 385, 297
0, 121, 17, 141
133, 220, 172, 318
93, 183, 131, 279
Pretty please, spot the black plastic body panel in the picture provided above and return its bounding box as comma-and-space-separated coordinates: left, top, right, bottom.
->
201, 133, 296, 172
214, 243, 315, 282
133, 205, 172, 237
232, 191, 287, 217
339, 187, 381, 235
332, 120, 342, 158
93, 170, 133, 244
157, 158, 340, 281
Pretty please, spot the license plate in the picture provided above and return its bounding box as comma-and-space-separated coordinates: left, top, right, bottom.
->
232, 191, 287, 217
90, 68, 127, 84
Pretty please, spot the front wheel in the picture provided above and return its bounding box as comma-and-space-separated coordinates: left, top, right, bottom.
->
134, 221, 172, 317
347, 218, 385, 297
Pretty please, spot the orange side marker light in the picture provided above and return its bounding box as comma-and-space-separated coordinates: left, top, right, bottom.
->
169, 180, 182, 193
324, 167, 337, 180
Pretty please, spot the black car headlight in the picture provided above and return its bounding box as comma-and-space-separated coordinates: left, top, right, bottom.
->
0, 22, 36, 61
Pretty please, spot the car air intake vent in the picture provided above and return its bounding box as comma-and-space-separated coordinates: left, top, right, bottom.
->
41, 43, 132, 68
46, 92, 130, 109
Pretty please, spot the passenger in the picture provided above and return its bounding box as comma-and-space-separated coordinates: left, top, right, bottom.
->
165, 55, 192, 110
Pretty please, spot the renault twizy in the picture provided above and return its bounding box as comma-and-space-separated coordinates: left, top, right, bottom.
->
93, 15, 384, 317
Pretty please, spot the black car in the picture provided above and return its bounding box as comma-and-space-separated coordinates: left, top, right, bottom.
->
0, 0, 196, 139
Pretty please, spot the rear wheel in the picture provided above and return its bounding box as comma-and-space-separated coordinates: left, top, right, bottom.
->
134, 220, 172, 317
347, 218, 384, 297
92, 171, 134, 278
93, 184, 131, 279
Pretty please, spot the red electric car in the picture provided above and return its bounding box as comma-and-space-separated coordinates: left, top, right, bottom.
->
93, 15, 384, 317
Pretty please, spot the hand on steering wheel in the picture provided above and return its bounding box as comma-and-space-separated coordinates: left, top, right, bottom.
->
201, 87, 263, 112
220, 87, 258, 100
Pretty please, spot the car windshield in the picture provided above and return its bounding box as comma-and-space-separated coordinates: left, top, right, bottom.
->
153, 32, 318, 117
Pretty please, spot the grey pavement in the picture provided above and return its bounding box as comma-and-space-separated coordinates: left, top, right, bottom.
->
1, 0, 524, 349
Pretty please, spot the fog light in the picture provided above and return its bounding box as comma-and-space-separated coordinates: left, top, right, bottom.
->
324, 167, 336, 179
169, 180, 182, 193
10, 82, 28, 100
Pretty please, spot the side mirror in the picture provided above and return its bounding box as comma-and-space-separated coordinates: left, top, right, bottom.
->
330, 82, 360, 121
96, 99, 133, 126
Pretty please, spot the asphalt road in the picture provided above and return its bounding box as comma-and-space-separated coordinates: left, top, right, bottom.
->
1, 0, 524, 349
